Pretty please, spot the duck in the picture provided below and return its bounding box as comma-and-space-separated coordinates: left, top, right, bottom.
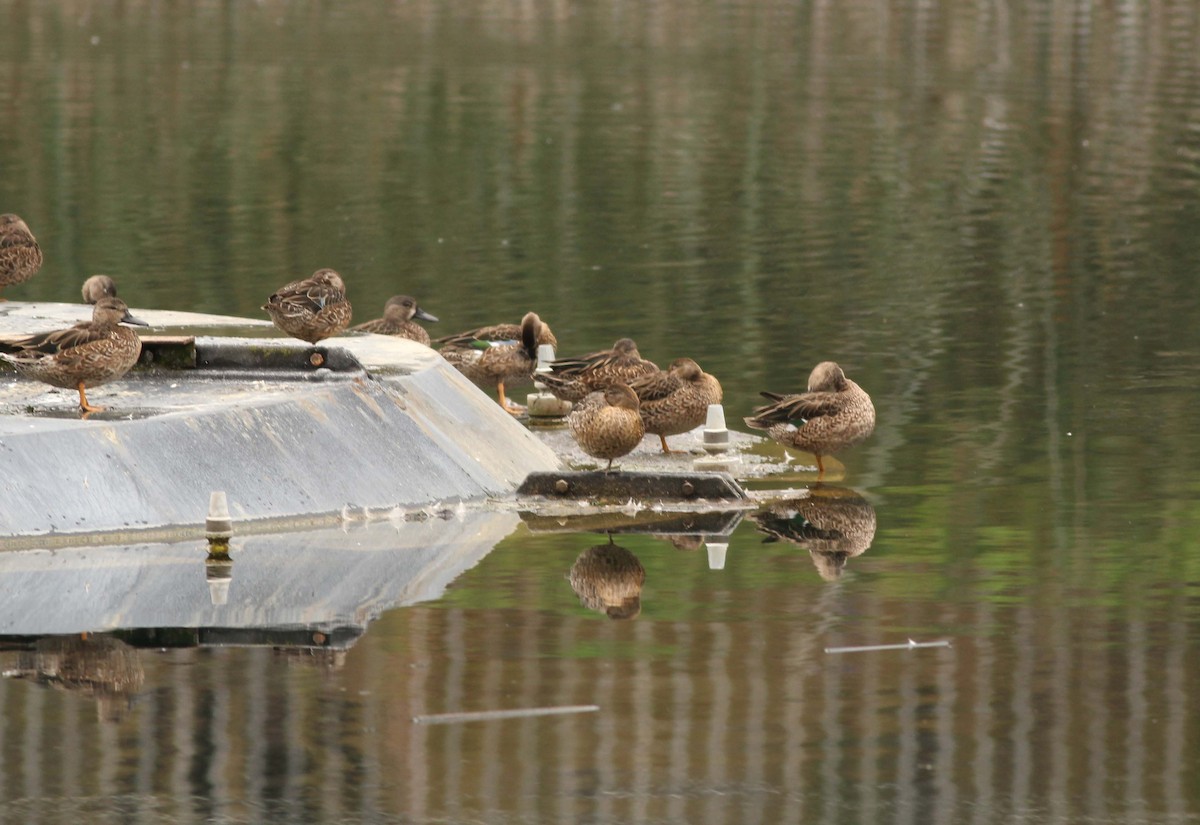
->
350, 295, 438, 345
751, 486, 877, 581
567, 382, 645, 471
437, 311, 557, 414
262, 268, 352, 344
538, 337, 659, 403
0, 213, 44, 299
627, 357, 722, 453
0, 297, 149, 413
81, 274, 118, 304
568, 539, 646, 620
744, 361, 875, 478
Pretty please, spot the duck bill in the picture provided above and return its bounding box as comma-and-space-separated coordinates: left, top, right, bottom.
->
414, 308, 439, 323
122, 311, 151, 327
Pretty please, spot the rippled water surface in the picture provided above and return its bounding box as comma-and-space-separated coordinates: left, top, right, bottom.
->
1, 0, 1199, 823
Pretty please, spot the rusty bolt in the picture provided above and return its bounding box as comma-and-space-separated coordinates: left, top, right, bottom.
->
309, 352, 325, 367
554, 478, 570, 494
682, 481, 696, 497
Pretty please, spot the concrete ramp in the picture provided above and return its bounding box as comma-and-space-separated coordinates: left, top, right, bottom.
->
0, 302, 561, 539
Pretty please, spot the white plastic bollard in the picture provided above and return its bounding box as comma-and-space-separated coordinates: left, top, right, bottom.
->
206, 491, 232, 541
529, 344, 572, 418
535, 344, 557, 374
702, 403, 731, 453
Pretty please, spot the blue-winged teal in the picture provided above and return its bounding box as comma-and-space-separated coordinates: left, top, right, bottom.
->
262, 268, 352, 344
567, 382, 645, 471
0, 297, 148, 413
0, 214, 44, 299
628, 357, 722, 454
350, 295, 438, 346
744, 361, 875, 478
82, 275, 118, 304
539, 337, 659, 403
437, 311, 557, 414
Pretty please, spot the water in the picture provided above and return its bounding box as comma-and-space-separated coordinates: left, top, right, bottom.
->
2, 0, 1199, 822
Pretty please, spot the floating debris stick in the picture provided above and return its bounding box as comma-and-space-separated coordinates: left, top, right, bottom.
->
412, 704, 600, 725
824, 639, 952, 655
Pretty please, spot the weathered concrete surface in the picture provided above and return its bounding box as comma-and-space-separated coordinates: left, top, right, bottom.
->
0, 511, 518, 637
0, 302, 560, 538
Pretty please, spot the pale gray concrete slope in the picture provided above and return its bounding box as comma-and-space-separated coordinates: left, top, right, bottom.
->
0, 303, 561, 537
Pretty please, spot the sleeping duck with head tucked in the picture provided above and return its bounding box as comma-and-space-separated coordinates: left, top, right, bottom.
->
628, 357, 723, 454
538, 337, 659, 403
0, 213, 44, 300
744, 361, 875, 479
262, 268, 353, 344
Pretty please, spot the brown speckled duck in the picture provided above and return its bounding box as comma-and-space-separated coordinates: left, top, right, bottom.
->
0, 213, 44, 299
350, 295, 438, 345
437, 311, 557, 414
0, 297, 148, 413
568, 539, 646, 620
539, 337, 659, 403
628, 357, 723, 454
567, 382, 645, 471
82, 274, 118, 304
744, 361, 875, 478
262, 268, 352, 344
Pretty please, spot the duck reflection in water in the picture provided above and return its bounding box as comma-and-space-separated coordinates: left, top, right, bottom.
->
1, 634, 144, 723
656, 534, 705, 552
751, 485, 877, 581
568, 537, 646, 620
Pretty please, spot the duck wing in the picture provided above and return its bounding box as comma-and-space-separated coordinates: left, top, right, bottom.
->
748, 390, 846, 426
628, 369, 683, 403
436, 323, 521, 349
265, 279, 346, 317
4, 321, 108, 356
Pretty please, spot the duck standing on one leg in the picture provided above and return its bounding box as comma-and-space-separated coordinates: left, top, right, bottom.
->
262, 268, 353, 345
567, 382, 645, 472
350, 295, 438, 345
744, 361, 875, 479
0, 213, 44, 300
437, 311, 557, 414
628, 357, 723, 454
0, 297, 149, 414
